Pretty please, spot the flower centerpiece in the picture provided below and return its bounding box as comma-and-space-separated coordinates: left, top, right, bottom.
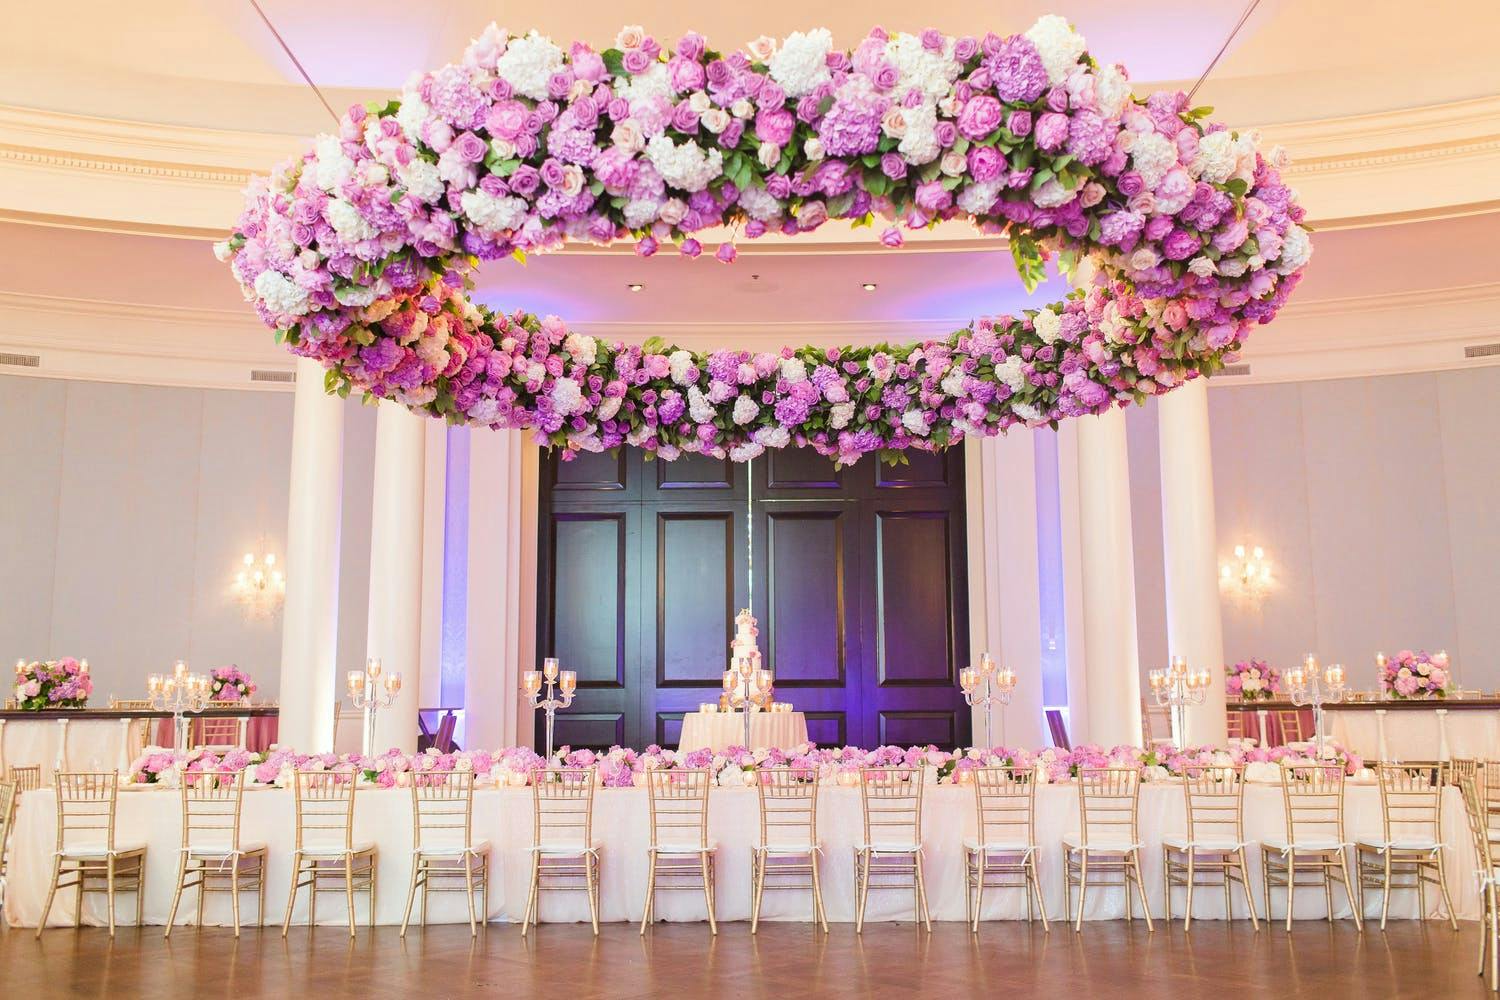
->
1224, 658, 1280, 702
1379, 649, 1451, 700
210, 665, 257, 704
13, 657, 93, 710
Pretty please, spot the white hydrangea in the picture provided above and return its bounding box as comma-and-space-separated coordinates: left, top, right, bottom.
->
994, 355, 1026, 392
829, 401, 855, 429
1012, 401, 1044, 423
398, 159, 444, 203
395, 88, 433, 143
940, 372, 966, 397
956, 180, 1002, 215
550, 377, 584, 415
623, 198, 661, 229
754, 426, 791, 449
1024, 15, 1087, 84
1032, 308, 1062, 344
253, 269, 310, 316
495, 30, 564, 101
1130, 131, 1178, 190
597, 395, 623, 421
885, 33, 961, 101
563, 333, 598, 367
460, 190, 529, 233
779, 357, 808, 383
729, 442, 765, 462
1276, 225, 1312, 274
687, 385, 715, 423
1032, 178, 1075, 209
732, 394, 761, 425
614, 62, 671, 114
669, 350, 695, 385
313, 134, 355, 191
897, 102, 940, 165
1231, 132, 1260, 186
645, 135, 723, 193
334, 284, 377, 307
1095, 63, 1132, 118
325, 199, 377, 242
1190, 130, 1237, 183
738, 184, 783, 222
767, 29, 832, 98
901, 410, 931, 436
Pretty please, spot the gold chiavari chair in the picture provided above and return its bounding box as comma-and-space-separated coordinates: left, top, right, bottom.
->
280, 770, 378, 937
401, 769, 488, 936
752, 766, 826, 932
1225, 711, 1247, 743
641, 768, 716, 934
1064, 767, 1153, 932
964, 766, 1047, 931
1458, 774, 1500, 989
523, 767, 600, 936
1355, 763, 1457, 931
1163, 765, 1258, 930
854, 765, 931, 933
35, 771, 147, 937
1451, 758, 1480, 789
8, 764, 43, 793
191, 716, 249, 753
1482, 761, 1500, 836
164, 770, 267, 937
0, 780, 15, 891
1262, 762, 1362, 931
1275, 709, 1306, 745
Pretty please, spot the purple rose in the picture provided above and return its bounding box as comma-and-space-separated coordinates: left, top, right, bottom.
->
671, 102, 700, 133
676, 32, 706, 62
968, 146, 1005, 183
1116, 170, 1145, 198
880, 152, 907, 179
914, 180, 953, 214
715, 242, 737, 263
954, 36, 979, 62
957, 95, 1003, 140
622, 49, 652, 75
880, 226, 904, 248
872, 62, 899, 90
1035, 112, 1069, 151
668, 57, 705, 93
508, 164, 541, 196
1006, 110, 1033, 137
539, 158, 566, 188
680, 238, 702, 258
1046, 87, 1069, 113
1162, 228, 1202, 260
635, 235, 658, 257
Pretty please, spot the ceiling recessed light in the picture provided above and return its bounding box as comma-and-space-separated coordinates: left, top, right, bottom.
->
861, 282, 878, 292
627, 283, 644, 292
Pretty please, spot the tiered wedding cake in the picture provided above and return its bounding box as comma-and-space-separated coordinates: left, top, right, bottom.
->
729, 608, 762, 672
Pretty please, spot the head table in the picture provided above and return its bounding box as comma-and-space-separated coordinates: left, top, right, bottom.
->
0, 708, 279, 782
5, 777, 1478, 929
677, 710, 808, 753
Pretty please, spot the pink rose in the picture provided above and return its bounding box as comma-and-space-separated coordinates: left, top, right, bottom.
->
486, 100, 529, 141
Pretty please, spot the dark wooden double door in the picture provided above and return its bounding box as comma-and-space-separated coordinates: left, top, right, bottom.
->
536, 447, 970, 751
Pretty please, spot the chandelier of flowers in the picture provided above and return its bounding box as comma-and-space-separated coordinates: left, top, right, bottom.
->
218, 17, 1309, 465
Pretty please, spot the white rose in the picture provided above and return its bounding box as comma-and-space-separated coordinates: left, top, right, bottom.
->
757, 143, 781, 170
616, 26, 645, 50
731, 99, 755, 119
658, 198, 687, 225
611, 120, 645, 154
901, 410, 930, 436
700, 108, 731, 134
668, 350, 695, 385
829, 401, 855, 429
746, 35, 777, 63
881, 107, 908, 139
939, 150, 967, 177
803, 136, 825, 161
688, 91, 713, 114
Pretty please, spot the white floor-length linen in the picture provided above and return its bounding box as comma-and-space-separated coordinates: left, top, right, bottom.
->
1329, 706, 1500, 760
6, 780, 1477, 928
677, 712, 809, 753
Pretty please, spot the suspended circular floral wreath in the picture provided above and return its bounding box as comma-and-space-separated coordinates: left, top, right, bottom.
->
218, 16, 1309, 465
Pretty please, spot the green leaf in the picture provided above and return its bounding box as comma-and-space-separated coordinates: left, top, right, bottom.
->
1224, 177, 1249, 198
602, 49, 626, 77
816, 94, 835, 117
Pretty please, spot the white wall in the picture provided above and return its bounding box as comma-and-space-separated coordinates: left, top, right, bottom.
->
0, 375, 376, 704
1127, 366, 1500, 692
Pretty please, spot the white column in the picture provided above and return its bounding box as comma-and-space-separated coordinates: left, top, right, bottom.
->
1075, 409, 1143, 747
365, 403, 426, 754
964, 434, 1047, 749
418, 421, 448, 712
1158, 380, 1228, 745
465, 430, 540, 752
277, 357, 345, 751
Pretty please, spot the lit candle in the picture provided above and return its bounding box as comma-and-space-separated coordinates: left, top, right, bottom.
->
79, 658, 89, 674
163, 677, 177, 697
543, 657, 559, 683
174, 659, 187, 681
1149, 670, 1164, 691
1287, 667, 1304, 689
347, 670, 365, 697
1304, 653, 1318, 673
1325, 664, 1344, 687
1375, 651, 1387, 669
366, 657, 382, 680
723, 669, 736, 693
522, 671, 542, 697
997, 666, 1017, 692
148, 674, 162, 695
738, 656, 755, 680
756, 669, 772, 692
14, 658, 25, 677
979, 652, 996, 676
700, 702, 717, 714
559, 670, 577, 695
384, 672, 402, 695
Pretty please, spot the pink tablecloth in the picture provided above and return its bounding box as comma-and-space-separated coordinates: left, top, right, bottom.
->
152, 715, 278, 752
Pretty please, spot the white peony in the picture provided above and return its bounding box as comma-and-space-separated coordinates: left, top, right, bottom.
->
738, 184, 783, 222
1190, 130, 1237, 184
1094, 63, 1132, 118
645, 135, 723, 193
596, 395, 623, 421
1012, 401, 1043, 422
614, 62, 671, 114
754, 426, 791, 449
460, 190, 529, 233
829, 401, 855, 429
1032, 308, 1062, 344
1187, 256, 1218, 278
563, 333, 598, 367
901, 410, 931, 436
779, 357, 808, 383
253, 269, 310, 316
729, 442, 765, 463
1129, 131, 1178, 190
1024, 15, 1087, 84
313, 134, 355, 192
668, 350, 695, 385
767, 29, 833, 98
956, 180, 1002, 215
993, 355, 1025, 392
395, 89, 433, 143
326, 198, 377, 242
1032, 178, 1075, 209
397, 159, 444, 203
550, 377, 584, 415
885, 32, 961, 100
1276, 225, 1312, 274
940, 372, 966, 397
622, 198, 662, 229
495, 30, 564, 101
732, 394, 761, 425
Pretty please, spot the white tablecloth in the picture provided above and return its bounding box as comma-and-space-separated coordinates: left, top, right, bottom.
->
1329, 706, 1500, 760
0, 717, 142, 781
5, 780, 1478, 928
677, 711, 809, 753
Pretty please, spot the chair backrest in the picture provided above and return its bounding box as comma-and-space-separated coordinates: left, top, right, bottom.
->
1482, 760, 1500, 814
1450, 758, 1479, 788
410, 769, 476, 851
646, 769, 711, 850
1045, 709, 1071, 750
7, 764, 42, 792
1076, 768, 1141, 846
533, 767, 596, 848
858, 766, 924, 847
292, 770, 358, 851
1458, 773, 1498, 878
180, 769, 247, 850
0, 780, 15, 874
757, 767, 819, 848
1279, 763, 1347, 846
1275, 709, 1305, 744
1376, 763, 1444, 846
1180, 765, 1245, 845
109, 698, 154, 710
972, 766, 1036, 848
53, 771, 122, 854
1225, 711, 1246, 742
192, 716, 248, 752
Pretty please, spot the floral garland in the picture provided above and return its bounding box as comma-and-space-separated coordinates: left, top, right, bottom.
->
1380, 649, 1451, 699
13, 658, 93, 710
124, 740, 1362, 788
1224, 658, 1280, 702
210, 665, 257, 703
218, 17, 1308, 465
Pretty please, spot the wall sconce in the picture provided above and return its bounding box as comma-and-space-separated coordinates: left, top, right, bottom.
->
1220, 543, 1272, 604
233, 550, 285, 618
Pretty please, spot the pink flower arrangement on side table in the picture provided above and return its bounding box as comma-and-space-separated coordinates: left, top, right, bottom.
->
13, 657, 93, 710
1224, 658, 1281, 702
210, 665, 258, 703
1380, 649, 1451, 700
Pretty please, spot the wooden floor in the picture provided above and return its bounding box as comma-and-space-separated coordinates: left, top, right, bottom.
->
1, 919, 1488, 999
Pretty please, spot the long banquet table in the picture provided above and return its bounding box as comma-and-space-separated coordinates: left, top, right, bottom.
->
1327, 699, 1500, 761
6, 779, 1479, 928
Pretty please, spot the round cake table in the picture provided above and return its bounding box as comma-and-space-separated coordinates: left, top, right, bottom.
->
677, 710, 808, 752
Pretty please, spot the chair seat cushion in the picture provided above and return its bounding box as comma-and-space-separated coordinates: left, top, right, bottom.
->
57, 842, 146, 858
756, 841, 819, 854
1355, 837, 1442, 852
963, 838, 1034, 854
184, 840, 268, 857
1062, 833, 1141, 852
300, 841, 376, 856
857, 841, 922, 854
418, 839, 490, 856
1162, 835, 1246, 852
1262, 836, 1348, 853
529, 841, 600, 857
650, 841, 716, 854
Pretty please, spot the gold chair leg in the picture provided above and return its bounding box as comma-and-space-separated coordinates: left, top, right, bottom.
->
1340, 849, 1363, 931
1379, 852, 1392, 931
344, 857, 357, 938
970, 853, 984, 933
1238, 849, 1260, 930
135, 857, 146, 928
1436, 853, 1458, 930
399, 859, 420, 937
106, 856, 117, 937
1183, 852, 1195, 932
810, 852, 828, 932
700, 853, 717, 935
915, 854, 932, 932
231, 862, 243, 938
164, 857, 188, 939
586, 853, 600, 935
281, 855, 301, 935
1032, 855, 1049, 930
639, 852, 656, 935
1132, 851, 1154, 931
855, 849, 870, 934
463, 854, 478, 936
750, 849, 764, 934
1162, 849, 1172, 925
36, 857, 62, 939
1074, 852, 1089, 933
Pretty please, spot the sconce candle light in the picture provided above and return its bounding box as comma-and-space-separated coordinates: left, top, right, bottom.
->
1220, 543, 1273, 604
233, 550, 286, 618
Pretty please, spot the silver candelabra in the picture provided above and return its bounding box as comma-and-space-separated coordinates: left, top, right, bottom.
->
524, 657, 576, 761
1286, 654, 1347, 759
959, 653, 1016, 749
347, 657, 403, 759
147, 659, 211, 752
1148, 655, 1212, 746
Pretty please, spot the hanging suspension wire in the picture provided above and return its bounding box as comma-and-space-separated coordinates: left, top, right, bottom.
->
1187, 0, 1263, 101
248, 0, 340, 123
